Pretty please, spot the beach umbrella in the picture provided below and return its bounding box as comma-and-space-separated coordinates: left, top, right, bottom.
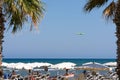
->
75, 62, 109, 80
76, 62, 109, 71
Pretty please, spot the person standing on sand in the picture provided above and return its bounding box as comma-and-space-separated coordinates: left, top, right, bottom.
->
28, 69, 35, 80
12, 70, 16, 75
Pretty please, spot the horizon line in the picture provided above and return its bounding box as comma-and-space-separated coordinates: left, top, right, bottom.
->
3, 57, 116, 59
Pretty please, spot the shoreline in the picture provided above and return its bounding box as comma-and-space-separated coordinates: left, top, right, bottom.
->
2, 58, 117, 79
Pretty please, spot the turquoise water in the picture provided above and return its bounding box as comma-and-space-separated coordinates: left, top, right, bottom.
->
3, 58, 116, 66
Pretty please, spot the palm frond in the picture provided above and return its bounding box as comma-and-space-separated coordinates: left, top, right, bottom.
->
3, 0, 44, 33
103, 1, 116, 20
84, 0, 108, 12
3, 0, 23, 33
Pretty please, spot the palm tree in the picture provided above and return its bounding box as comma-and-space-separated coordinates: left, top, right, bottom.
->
0, 0, 44, 78
83, 0, 120, 79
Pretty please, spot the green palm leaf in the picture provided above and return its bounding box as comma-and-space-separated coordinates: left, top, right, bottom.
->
3, 0, 44, 33
84, 0, 108, 12
83, 0, 120, 78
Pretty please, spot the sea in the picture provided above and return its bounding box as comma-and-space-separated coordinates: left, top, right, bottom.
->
2, 58, 116, 78
3, 58, 116, 66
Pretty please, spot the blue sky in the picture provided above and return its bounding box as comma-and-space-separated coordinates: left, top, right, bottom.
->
3, 0, 116, 58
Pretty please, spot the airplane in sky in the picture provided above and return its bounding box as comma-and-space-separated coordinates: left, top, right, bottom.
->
76, 33, 85, 35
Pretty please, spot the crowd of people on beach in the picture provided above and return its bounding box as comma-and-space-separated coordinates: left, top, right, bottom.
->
4, 69, 50, 80
77, 70, 118, 80
4, 70, 23, 80
1, 62, 119, 80
2, 69, 119, 80
3, 70, 68, 80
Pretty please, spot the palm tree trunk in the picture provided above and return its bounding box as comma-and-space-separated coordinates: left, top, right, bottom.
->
0, 0, 5, 79
114, 1, 120, 79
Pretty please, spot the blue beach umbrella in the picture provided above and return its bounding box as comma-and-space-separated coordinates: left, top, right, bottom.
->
83, 62, 107, 68
75, 62, 109, 71
81, 62, 109, 71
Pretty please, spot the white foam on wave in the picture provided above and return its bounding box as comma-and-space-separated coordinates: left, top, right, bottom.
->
51, 62, 76, 69
2, 62, 76, 70
2, 62, 53, 70
103, 62, 117, 67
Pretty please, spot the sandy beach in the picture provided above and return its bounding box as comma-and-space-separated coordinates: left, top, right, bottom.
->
1, 58, 117, 80
2, 70, 118, 80
2, 62, 118, 80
